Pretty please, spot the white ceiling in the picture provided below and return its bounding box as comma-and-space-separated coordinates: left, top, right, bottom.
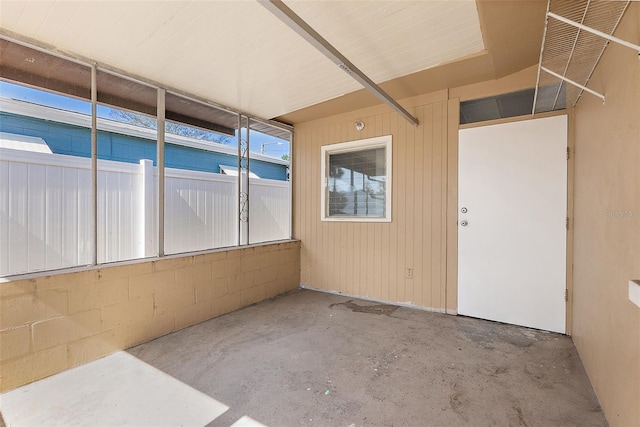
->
0, 1, 484, 121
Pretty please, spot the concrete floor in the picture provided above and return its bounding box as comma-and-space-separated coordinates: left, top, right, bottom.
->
0, 289, 606, 427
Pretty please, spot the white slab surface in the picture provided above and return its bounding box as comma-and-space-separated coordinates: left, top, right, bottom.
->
230, 416, 269, 427
0, 351, 229, 426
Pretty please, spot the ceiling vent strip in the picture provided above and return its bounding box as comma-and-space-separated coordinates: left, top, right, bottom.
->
533, 0, 639, 114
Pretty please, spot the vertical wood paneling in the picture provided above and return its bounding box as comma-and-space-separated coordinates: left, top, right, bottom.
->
343, 121, 350, 295
306, 128, 316, 285
312, 127, 322, 287
295, 96, 449, 311
405, 112, 415, 304
388, 112, 399, 303
396, 114, 407, 303
431, 102, 444, 309
300, 131, 308, 278
344, 208, 353, 295
413, 105, 425, 306
422, 104, 434, 308
445, 98, 460, 313
380, 113, 391, 302
439, 103, 449, 310
303, 128, 313, 281
360, 222, 368, 297
373, 114, 384, 301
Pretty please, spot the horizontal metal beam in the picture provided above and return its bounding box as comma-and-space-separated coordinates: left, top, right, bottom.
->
540, 66, 605, 103
548, 11, 640, 53
260, 0, 419, 126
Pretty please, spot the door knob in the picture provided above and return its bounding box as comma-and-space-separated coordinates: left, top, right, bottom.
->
460, 220, 468, 226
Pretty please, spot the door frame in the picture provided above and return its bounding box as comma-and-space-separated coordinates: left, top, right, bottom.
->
445, 105, 574, 334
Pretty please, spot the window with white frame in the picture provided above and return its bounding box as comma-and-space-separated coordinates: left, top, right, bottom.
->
321, 135, 392, 222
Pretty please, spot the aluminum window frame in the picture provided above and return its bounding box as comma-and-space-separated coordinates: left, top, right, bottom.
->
321, 135, 392, 222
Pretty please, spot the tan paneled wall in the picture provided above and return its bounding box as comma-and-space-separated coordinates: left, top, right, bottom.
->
294, 91, 450, 311
0, 241, 300, 392
572, 4, 640, 426
293, 67, 539, 313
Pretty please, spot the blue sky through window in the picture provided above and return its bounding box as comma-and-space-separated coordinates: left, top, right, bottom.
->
0, 81, 289, 159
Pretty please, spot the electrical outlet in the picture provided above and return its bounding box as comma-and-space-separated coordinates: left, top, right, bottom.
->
406, 268, 413, 279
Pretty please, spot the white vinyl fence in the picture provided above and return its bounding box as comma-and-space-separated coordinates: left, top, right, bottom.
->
98, 158, 149, 264
0, 148, 290, 276
249, 178, 291, 244
0, 149, 93, 275
164, 169, 237, 255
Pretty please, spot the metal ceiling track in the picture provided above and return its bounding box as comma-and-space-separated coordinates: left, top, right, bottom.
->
533, 0, 639, 114
260, 0, 419, 126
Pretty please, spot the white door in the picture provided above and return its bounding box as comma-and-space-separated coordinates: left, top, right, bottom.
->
458, 115, 567, 333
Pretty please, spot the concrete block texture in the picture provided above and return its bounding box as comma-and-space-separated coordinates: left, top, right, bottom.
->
128, 269, 175, 300
241, 285, 267, 306
32, 310, 101, 352
0, 289, 68, 329
0, 327, 31, 360
175, 263, 211, 288
68, 278, 128, 313
0, 240, 300, 392
0, 345, 67, 391
101, 297, 154, 331
153, 288, 195, 317
67, 327, 130, 368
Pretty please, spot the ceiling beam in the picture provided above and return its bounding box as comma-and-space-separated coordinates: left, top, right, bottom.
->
259, 0, 419, 126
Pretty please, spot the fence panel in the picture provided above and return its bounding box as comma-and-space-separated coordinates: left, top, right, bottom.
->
1, 149, 290, 276
164, 169, 237, 255
97, 161, 143, 264
249, 178, 291, 244
0, 149, 92, 276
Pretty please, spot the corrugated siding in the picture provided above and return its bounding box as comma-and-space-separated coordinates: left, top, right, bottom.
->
294, 98, 449, 311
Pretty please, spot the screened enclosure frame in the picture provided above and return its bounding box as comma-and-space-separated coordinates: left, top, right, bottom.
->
0, 35, 293, 277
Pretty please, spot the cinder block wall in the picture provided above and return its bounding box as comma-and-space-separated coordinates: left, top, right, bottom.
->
0, 241, 300, 392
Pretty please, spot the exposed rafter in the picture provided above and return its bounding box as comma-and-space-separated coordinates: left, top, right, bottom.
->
259, 0, 419, 126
